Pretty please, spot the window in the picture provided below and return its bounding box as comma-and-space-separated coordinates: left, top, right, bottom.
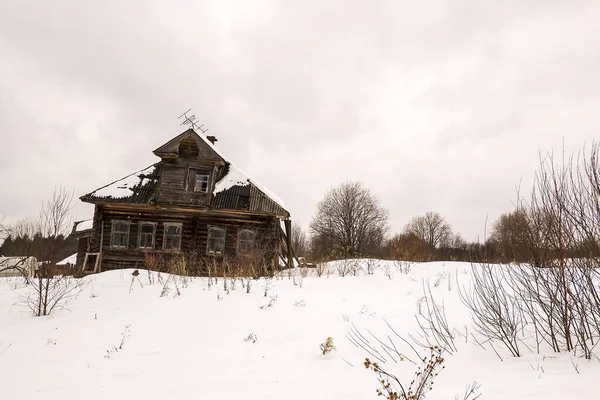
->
237, 229, 255, 255
163, 223, 182, 251
137, 222, 156, 249
194, 174, 209, 193
111, 220, 130, 248
207, 226, 226, 255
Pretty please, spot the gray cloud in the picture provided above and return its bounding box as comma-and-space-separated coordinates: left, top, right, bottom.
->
1, 0, 599, 240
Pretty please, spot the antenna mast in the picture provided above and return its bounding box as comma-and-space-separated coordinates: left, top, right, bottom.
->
178, 108, 208, 134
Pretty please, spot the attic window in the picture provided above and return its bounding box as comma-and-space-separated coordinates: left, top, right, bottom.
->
194, 174, 209, 193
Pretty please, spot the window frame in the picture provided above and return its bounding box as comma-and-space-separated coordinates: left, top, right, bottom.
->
162, 222, 183, 251
207, 225, 227, 255
110, 220, 130, 249
193, 173, 210, 193
237, 229, 256, 255
137, 221, 157, 250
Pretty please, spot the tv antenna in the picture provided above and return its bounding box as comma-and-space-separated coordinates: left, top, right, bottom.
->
178, 108, 208, 134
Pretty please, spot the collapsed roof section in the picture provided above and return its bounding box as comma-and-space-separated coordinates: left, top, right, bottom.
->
80, 129, 289, 218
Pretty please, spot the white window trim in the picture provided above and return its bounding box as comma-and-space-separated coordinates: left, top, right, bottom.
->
137, 221, 157, 249
163, 222, 183, 251
207, 225, 226, 255
111, 220, 130, 249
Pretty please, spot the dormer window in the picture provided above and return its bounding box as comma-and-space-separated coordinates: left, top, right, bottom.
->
194, 174, 209, 193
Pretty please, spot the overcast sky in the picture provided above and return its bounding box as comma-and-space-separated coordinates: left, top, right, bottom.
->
1, 0, 599, 241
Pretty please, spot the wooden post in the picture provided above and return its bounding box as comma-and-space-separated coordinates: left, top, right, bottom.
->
97, 221, 104, 273
284, 218, 293, 269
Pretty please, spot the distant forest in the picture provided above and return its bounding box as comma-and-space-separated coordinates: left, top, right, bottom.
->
0, 233, 76, 263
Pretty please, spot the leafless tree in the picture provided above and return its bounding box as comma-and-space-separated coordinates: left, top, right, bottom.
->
0, 214, 9, 243
310, 182, 389, 258
25, 187, 82, 316
291, 221, 309, 258
404, 212, 452, 249
39, 187, 75, 265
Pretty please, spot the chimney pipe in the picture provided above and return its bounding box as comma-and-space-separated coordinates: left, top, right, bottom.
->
207, 135, 217, 145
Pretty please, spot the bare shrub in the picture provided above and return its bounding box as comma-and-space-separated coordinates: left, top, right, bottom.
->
455, 382, 482, 400
320, 337, 336, 354
383, 264, 393, 280
478, 144, 600, 359
105, 325, 131, 359
21, 273, 84, 316
364, 346, 445, 400
128, 269, 144, 293
335, 259, 354, 277
299, 265, 309, 279
159, 255, 190, 297
244, 333, 258, 343
459, 264, 524, 357
413, 282, 458, 354
350, 259, 362, 276
394, 260, 412, 275
260, 294, 278, 309
351, 321, 480, 400
315, 262, 327, 277
365, 258, 380, 275
20, 187, 84, 316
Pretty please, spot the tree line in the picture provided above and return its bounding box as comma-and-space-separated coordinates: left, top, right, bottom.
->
295, 143, 600, 265
0, 188, 77, 264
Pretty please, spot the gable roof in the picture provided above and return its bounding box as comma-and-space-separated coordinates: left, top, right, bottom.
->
153, 128, 225, 164
81, 129, 289, 218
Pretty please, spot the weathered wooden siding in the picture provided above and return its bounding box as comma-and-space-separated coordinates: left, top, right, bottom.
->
85, 206, 279, 274
160, 165, 186, 190
76, 237, 88, 267
156, 159, 217, 206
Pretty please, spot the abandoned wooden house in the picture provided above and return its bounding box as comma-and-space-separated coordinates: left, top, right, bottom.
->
73, 128, 293, 275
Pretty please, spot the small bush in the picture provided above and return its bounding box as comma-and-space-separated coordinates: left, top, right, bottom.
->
244, 333, 258, 343
364, 345, 445, 400
320, 337, 336, 355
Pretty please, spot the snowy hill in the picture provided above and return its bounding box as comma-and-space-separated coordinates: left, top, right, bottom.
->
0, 261, 596, 399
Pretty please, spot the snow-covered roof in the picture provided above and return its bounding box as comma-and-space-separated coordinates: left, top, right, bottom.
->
91, 165, 157, 200
81, 164, 161, 204
75, 219, 93, 232
214, 163, 285, 208
80, 129, 288, 217
56, 253, 77, 266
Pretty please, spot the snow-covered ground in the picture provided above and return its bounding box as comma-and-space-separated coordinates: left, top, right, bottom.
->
0, 261, 596, 399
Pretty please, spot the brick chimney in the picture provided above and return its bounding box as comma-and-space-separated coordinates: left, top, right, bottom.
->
207, 135, 217, 145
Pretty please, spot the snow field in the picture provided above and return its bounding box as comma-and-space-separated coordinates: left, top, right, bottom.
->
0, 260, 597, 399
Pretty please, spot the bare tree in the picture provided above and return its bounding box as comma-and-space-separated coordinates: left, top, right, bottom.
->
39, 187, 75, 265
310, 182, 389, 258
27, 187, 81, 316
291, 221, 309, 258
0, 214, 8, 243
404, 212, 452, 249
